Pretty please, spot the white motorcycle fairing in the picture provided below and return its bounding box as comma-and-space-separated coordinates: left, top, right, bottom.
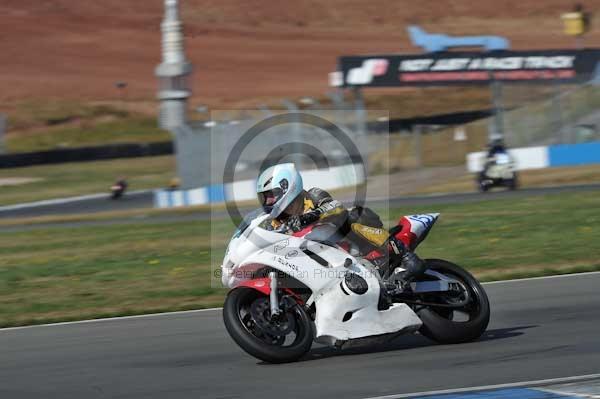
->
485, 154, 516, 179
221, 214, 422, 345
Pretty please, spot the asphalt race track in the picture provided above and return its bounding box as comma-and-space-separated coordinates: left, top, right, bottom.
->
2, 183, 600, 220
1, 273, 599, 399
0, 190, 154, 219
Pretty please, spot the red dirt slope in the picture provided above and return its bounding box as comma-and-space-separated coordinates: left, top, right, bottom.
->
1, 0, 599, 108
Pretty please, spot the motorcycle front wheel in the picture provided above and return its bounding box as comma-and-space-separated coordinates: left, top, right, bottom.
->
417, 259, 490, 344
223, 287, 313, 363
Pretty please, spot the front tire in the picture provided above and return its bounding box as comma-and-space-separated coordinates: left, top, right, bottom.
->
417, 259, 490, 344
223, 287, 313, 363
477, 174, 490, 193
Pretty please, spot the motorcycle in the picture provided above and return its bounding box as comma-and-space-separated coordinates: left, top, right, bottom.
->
221, 210, 490, 363
110, 180, 128, 199
477, 152, 518, 192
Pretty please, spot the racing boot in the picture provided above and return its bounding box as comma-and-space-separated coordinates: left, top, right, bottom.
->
349, 223, 426, 294
387, 236, 426, 293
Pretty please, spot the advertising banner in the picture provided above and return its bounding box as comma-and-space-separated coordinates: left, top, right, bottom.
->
338, 49, 600, 87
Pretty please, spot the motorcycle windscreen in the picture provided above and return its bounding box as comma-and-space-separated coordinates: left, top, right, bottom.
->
231, 208, 268, 239
495, 153, 512, 164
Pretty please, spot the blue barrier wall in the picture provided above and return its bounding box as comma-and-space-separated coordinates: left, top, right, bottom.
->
154, 164, 365, 208
207, 184, 226, 203
548, 142, 600, 167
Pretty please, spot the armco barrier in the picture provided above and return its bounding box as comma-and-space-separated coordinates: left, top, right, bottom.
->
154, 164, 365, 208
0, 141, 173, 168
467, 146, 549, 172
466, 140, 600, 172
153, 187, 208, 208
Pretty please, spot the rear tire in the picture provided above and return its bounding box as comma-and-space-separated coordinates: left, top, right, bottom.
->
417, 259, 490, 344
223, 287, 313, 363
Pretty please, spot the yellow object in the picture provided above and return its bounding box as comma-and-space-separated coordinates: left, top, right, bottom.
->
303, 197, 315, 212
351, 224, 388, 247
168, 177, 181, 189
562, 12, 587, 36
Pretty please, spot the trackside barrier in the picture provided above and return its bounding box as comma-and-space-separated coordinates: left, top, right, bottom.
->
0, 141, 173, 168
466, 140, 600, 172
154, 163, 365, 208
548, 141, 600, 167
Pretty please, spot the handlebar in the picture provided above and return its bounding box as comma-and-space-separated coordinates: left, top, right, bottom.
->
273, 223, 290, 234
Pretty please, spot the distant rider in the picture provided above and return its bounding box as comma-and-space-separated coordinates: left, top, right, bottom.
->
483, 138, 509, 174
487, 138, 507, 158
255, 163, 425, 285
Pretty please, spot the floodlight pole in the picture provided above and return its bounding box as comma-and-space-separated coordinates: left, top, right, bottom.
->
489, 72, 505, 143
281, 99, 302, 166
551, 80, 566, 144
326, 90, 346, 128
352, 87, 367, 135
155, 0, 192, 130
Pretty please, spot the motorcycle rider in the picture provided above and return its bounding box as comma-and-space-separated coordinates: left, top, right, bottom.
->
486, 138, 507, 158
482, 138, 510, 177
256, 163, 426, 286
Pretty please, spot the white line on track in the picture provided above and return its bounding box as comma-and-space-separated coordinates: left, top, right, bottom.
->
1, 270, 599, 332
481, 270, 600, 285
0, 193, 109, 211
363, 373, 600, 399
0, 190, 151, 212
0, 307, 222, 332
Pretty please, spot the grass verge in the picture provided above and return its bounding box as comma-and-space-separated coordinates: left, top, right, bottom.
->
0, 155, 176, 206
5, 101, 169, 153
1, 190, 599, 327
6, 117, 169, 153
409, 164, 600, 195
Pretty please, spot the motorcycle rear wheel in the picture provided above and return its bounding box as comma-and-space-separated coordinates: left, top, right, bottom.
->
417, 259, 490, 344
223, 287, 313, 363
507, 174, 518, 190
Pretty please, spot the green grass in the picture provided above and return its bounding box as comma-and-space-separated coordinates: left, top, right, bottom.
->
382, 191, 600, 280
409, 164, 600, 195
0, 155, 176, 205
0, 220, 228, 327
1, 190, 599, 327
7, 117, 170, 153
4, 101, 169, 153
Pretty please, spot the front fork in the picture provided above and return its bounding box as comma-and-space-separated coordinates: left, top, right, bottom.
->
269, 271, 281, 317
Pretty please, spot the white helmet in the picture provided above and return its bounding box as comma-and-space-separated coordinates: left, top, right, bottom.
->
256, 163, 303, 218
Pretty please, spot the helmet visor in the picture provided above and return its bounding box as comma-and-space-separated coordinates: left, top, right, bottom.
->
258, 188, 284, 209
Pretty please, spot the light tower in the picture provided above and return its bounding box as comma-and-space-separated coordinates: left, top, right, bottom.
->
155, 0, 192, 130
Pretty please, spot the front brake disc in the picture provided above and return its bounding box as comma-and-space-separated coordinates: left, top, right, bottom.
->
249, 297, 296, 337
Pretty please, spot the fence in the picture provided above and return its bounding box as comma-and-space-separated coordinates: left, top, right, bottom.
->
376, 81, 600, 171
503, 82, 600, 147
174, 109, 384, 189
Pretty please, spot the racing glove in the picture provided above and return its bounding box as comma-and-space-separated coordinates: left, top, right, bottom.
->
287, 200, 343, 232
287, 211, 320, 232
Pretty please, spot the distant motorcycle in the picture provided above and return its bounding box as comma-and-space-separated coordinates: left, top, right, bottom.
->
110, 180, 128, 199
477, 153, 518, 192
221, 210, 490, 363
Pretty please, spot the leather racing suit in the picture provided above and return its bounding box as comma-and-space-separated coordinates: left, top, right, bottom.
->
269, 187, 424, 280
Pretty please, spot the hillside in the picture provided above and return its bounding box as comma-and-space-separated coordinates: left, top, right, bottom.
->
2, 0, 599, 107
